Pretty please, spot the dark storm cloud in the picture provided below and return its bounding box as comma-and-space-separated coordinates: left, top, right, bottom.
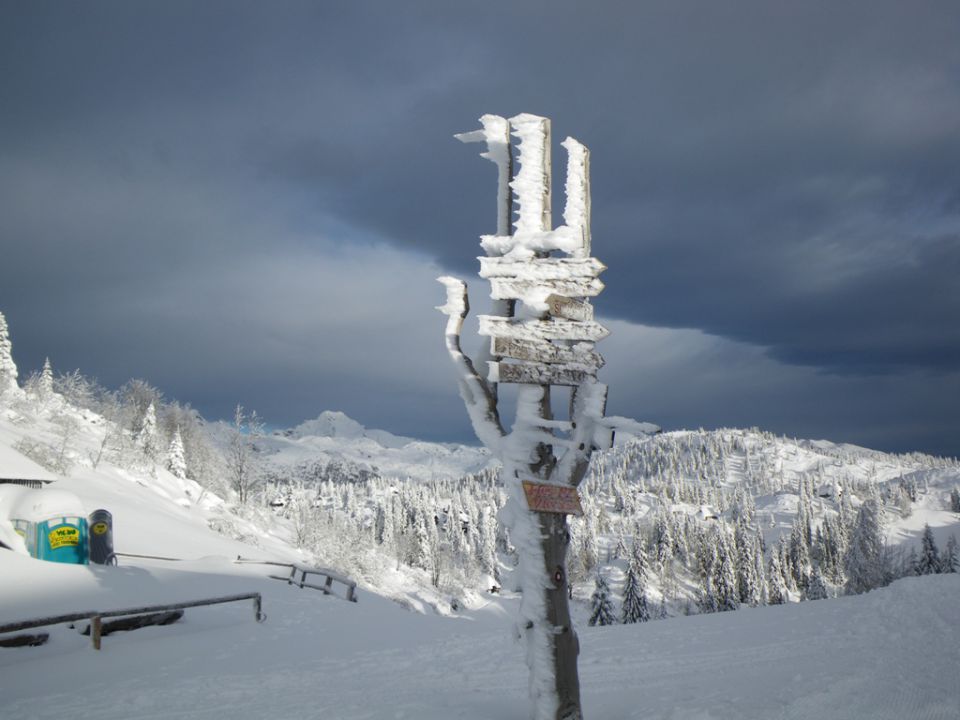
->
1, 1, 957, 454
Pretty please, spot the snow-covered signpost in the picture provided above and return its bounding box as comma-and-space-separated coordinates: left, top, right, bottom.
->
438, 114, 612, 720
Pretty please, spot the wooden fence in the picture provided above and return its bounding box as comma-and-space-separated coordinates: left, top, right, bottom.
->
0, 592, 264, 650
234, 558, 358, 603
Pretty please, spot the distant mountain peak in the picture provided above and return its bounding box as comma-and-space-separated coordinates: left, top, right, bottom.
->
288, 411, 367, 440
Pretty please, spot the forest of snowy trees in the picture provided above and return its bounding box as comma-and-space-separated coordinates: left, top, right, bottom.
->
263, 428, 959, 623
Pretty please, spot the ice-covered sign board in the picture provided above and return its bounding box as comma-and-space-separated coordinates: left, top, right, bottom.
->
470, 133, 609, 390
522, 481, 584, 516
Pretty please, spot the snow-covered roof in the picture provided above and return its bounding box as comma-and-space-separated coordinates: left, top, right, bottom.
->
0, 485, 85, 522
0, 442, 57, 482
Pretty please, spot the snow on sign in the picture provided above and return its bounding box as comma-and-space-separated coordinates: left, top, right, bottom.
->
491, 336, 605, 369
478, 316, 609, 343
546, 294, 593, 322
522, 481, 584, 516
478, 256, 606, 279
489, 277, 604, 301
489, 360, 593, 387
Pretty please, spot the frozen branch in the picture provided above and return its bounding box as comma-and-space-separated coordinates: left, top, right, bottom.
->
436, 276, 505, 451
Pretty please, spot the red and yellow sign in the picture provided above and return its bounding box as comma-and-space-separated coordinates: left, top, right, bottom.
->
522, 481, 584, 516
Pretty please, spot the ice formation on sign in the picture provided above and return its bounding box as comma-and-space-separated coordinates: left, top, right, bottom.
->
455, 114, 512, 239
561, 137, 590, 259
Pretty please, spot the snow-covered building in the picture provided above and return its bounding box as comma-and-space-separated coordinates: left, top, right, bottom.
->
0, 442, 56, 489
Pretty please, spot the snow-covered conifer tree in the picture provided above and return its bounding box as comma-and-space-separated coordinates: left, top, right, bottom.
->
714, 529, 740, 612
39, 357, 54, 398
767, 553, 788, 605
844, 498, 886, 594
136, 401, 160, 466
916, 524, 941, 575
904, 547, 920, 576
478, 505, 499, 581
0, 310, 20, 397
752, 530, 768, 606
777, 535, 795, 591
409, 505, 431, 572
621, 543, 650, 623
735, 521, 762, 606
698, 574, 719, 613
166, 425, 187, 479
942, 535, 958, 573
380, 501, 395, 549
805, 567, 828, 600
588, 573, 616, 626
788, 518, 810, 589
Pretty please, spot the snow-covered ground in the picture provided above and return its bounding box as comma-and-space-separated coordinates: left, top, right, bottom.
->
2, 548, 958, 719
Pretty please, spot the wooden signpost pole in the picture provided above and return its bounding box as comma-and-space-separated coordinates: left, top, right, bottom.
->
439, 113, 612, 720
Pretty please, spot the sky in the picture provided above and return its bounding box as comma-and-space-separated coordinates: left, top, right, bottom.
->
1, 1, 958, 456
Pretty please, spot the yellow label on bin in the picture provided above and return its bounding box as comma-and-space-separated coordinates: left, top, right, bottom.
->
92, 522, 108, 535
49, 526, 80, 550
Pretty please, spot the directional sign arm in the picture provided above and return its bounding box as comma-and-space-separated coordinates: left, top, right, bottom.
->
491, 337, 604, 369
479, 256, 606, 280
478, 315, 610, 342
489, 360, 596, 387
489, 277, 604, 301
546, 295, 593, 322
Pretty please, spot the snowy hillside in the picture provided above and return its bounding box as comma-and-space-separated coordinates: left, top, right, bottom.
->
570, 429, 960, 616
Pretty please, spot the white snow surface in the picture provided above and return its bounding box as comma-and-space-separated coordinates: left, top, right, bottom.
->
2, 549, 958, 719
0, 485, 86, 522
0, 437, 56, 482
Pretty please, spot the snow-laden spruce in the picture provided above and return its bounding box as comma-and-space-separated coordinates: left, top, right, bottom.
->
0, 310, 23, 402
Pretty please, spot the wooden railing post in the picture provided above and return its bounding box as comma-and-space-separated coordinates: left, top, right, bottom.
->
91, 615, 102, 650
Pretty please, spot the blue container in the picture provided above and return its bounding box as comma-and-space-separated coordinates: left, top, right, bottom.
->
35, 517, 89, 564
